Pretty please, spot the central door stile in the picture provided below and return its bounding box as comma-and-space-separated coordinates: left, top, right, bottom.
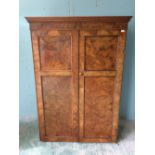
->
79, 31, 85, 140
71, 30, 79, 140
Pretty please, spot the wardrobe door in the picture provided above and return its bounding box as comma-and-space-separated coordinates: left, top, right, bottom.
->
31, 30, 79, 141
79, 30, 126, 142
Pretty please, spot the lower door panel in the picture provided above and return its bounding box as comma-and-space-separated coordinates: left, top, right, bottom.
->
41, 76, 79, 141
84, 77, 114, 139
79, 76, 115, 142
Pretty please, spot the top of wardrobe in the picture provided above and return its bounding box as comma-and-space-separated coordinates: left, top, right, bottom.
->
26, 16, 132, 23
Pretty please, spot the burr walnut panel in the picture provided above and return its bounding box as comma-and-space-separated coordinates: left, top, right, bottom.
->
84, 77, 114, 138
85, 36, 117, 71
39, 30, 72, 70
80, 30, 119, 71
27, 16, 131, 142
42, 76, 78, 137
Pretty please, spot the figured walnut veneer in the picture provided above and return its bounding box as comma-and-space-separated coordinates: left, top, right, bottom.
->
42, 76, 75, 137
85, 36, 117, 71
39, 31, 72, 70
84, 77, 114, 138
26, 16, 131, 142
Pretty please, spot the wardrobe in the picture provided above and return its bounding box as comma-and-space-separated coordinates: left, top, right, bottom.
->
26, 16, 131, 142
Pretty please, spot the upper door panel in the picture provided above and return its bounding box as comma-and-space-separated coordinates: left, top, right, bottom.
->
80, 30, 119, 71
38, 30, 72, 71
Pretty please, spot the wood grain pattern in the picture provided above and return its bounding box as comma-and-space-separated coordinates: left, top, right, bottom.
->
30, 27, 79, 141
85, 36, 117, 71
31, 32, 46, 140
112, 31, 127, 141
29, 22, 128, 31
42, 76, 74, 137
27, 16, 131, 142
80, 30, 119, 71
71, 31, 79, 140
40, 71, 72, 76
26, 16, 131, 31
79, 29, 85, 139
26, 16, 132, 23
79, 29, 120, 142
83, 71, 116, 77
84, 77, 114, 138
39, 30, 72, 70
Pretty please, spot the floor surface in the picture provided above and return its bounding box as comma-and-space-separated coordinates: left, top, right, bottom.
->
19, 120, 135, 155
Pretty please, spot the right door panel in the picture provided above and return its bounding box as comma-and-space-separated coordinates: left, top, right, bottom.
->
84, 77, 114, 139
79, 30, 120, 142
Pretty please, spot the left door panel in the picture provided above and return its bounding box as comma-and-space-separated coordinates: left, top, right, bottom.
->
31, 30, 79, 141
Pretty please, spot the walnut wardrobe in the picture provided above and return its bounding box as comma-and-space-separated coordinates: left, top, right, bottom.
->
26, 16, 132, 142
